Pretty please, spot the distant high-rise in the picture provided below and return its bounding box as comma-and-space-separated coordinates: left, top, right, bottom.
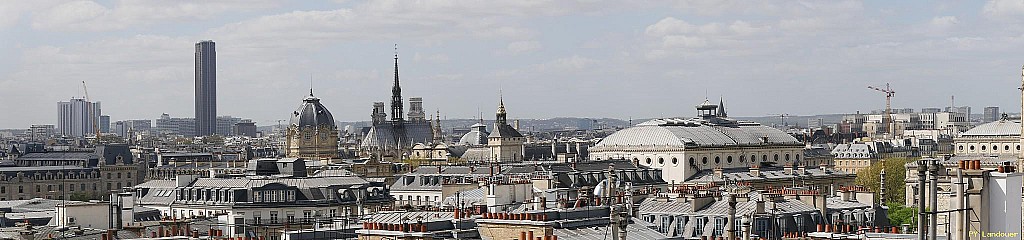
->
984, 106, 1000, 122
57, 98, 101, 137
99, 115, 110, 133
195, 40, 217, 136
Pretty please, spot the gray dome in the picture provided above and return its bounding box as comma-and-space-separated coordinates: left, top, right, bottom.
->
458, 123, 489, 146
960, 119, 1020, 137
290, 93, 336, 128
594, 118, 800, 148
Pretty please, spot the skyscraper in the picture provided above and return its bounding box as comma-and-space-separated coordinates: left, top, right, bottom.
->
984, 106, 1000, 122
195, 40, 217, 136
57, 98, 101, 137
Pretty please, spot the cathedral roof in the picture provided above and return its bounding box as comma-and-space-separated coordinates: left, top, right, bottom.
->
290, 93, 336, 128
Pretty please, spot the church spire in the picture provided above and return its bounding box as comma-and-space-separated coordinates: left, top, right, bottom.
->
717, 97, 727, 117
496, 92, 507, 125
391, 44, 404, 124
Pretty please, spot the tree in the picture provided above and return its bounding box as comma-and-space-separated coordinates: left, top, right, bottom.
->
854, 157, 916, 205
887, 202, 917, 229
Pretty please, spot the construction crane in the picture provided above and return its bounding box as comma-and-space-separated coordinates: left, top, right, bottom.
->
868, 83, 895, 139
82, 81, 101, 143
867, 83, 895, 205
769, 113, 792, 128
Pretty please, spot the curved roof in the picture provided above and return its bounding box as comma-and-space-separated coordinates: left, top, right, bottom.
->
960, 119, 1020, 137
458, 124, 489, 146
594, 118, 800, 148
290, 94, 336, 128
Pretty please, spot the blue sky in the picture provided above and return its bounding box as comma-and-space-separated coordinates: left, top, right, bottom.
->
2, 0, 1024, 128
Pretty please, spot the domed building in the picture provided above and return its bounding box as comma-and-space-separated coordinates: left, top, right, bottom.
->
591, 99, 852, 187
286, 92, 339, 162
904, 114, 1023, 206
458, 122, 489, 146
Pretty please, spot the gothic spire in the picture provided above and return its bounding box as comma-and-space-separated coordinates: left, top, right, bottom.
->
496, 92, 507, 125
717, 97, 727, 117
391, 44, 404, 123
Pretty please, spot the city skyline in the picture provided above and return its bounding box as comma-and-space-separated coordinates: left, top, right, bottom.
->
3, 1, 1024, 128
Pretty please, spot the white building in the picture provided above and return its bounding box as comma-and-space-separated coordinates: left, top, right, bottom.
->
589, 99, 807, 184
57, 98, 101, 138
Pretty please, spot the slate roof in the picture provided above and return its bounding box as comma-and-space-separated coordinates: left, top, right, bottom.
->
488, 124, 524, 138
552, 218, 674, 240
684, 166, 852, 182
361, 122, 435, 151
290, 94, 336, 128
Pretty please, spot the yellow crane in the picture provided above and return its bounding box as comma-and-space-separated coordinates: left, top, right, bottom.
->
82, 81, 101, 143
867, 83, 895, 204
867, 83, 895, 139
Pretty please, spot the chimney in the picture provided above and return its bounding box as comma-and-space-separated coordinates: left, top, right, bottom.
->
713, 168, 724, 180
690, 193, 715, 212
749, 165, 760, 176
783, 164, 794, 175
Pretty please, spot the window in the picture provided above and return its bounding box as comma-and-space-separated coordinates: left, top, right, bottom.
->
253, 212, 262, 225
727, 156, 733, 163
970, 145, 975, 151
958, 145, 964, 151
36, 185, 40, 192
270, 211, 279, 224
762, 155, 768, 162
671, 158, 678, 165
1, 186, 5, 193
1006, 145, 1011, 151
695, 217, 706, 235
646, 158, 652, 165
19, 186, 23, 193
739, 155, 745, 163
714, 156, 720, 164
302, 210, 312, 224
117, 173, 121, 179
286, 212, 296, 223
702, 157, 708, 165
658, 158, 664, 164
774, 154, 779, 161
981, 145, 987, 151
786, 154, 791, 161
689, 158, 695, 166
714, 217, 725, 236
127, 172, 131, 179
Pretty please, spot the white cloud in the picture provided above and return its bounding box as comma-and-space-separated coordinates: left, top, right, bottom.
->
498, 41, 542, 55
30, 0, 279, 31
532, 55, 597, 72
413, 53, 450, 64
930, 16, 959, 28
983, 0, 1024, 18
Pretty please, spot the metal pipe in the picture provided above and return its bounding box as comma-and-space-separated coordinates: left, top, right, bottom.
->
929, 161, 939, 240
956, 167, 966, 240
917, 159, 928, 239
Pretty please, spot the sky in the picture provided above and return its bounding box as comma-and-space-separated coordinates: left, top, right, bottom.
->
2, 0, 1024, 128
